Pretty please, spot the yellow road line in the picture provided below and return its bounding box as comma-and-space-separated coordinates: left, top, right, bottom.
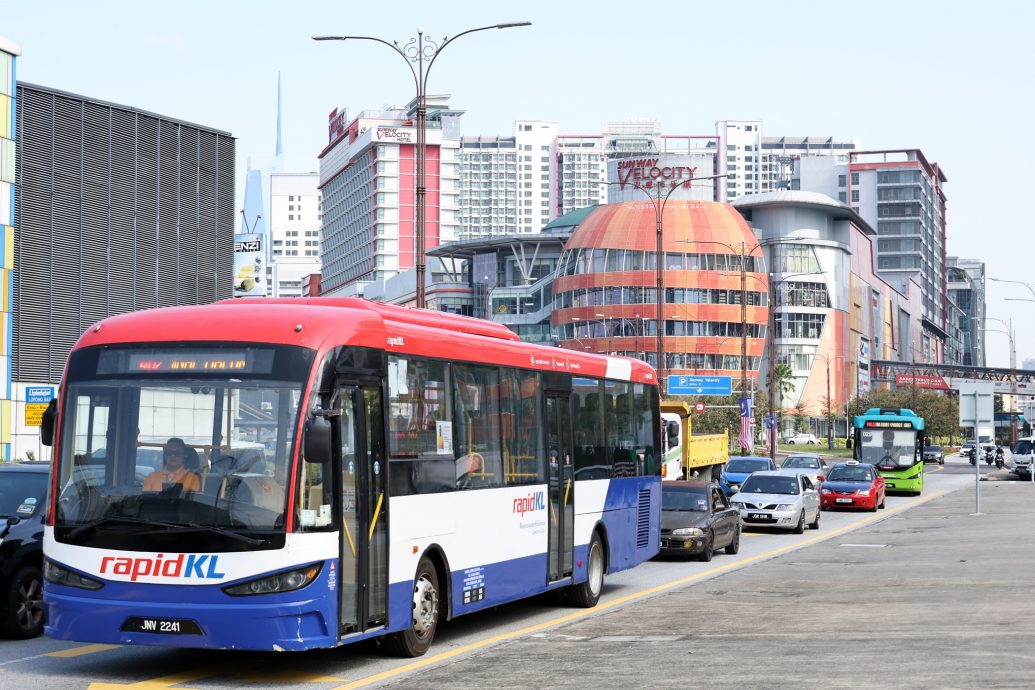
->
87, 663, 240, 689
330, 489, 948, 690
44, 644, 120, 658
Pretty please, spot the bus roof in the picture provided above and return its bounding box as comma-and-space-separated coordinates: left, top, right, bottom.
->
853, 407, 925, 430
71, 298, 658, 384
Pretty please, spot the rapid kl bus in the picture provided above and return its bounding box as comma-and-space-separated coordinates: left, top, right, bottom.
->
39, 298, 661, 655
853, 407, 926, 495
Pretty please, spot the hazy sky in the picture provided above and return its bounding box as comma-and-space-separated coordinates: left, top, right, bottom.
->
3, 0, 1032, 366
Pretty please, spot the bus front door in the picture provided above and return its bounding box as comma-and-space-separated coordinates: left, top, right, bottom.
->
338, 385, 388, 636
546, 394, 574, 582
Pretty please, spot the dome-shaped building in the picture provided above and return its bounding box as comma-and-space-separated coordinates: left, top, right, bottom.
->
552, 201, 769, 389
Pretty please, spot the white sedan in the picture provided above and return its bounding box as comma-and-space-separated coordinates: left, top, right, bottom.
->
731, 470, 822, 533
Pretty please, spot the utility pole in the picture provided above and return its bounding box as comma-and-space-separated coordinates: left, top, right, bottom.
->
740, 241, 748, 456
766, 278, 777, 463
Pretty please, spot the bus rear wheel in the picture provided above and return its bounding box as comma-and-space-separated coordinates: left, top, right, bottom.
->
384, 556, 439, 657
567, 533, 604, 608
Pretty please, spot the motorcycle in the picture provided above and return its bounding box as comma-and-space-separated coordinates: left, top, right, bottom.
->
984, 446, 995, 466
969, 447, 977, 466
995, 447, 1005, 469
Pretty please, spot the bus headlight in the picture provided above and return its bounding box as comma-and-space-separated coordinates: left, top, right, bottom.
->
672, 527, 703, 537
44, 559, 104, 590
223, 563, 322, 596
907, 473, 921, 480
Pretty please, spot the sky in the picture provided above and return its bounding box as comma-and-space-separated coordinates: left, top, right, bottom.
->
2, 0, 1033, 366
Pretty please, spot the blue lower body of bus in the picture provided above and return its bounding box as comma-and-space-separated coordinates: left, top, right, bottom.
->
44, 476, 660, 651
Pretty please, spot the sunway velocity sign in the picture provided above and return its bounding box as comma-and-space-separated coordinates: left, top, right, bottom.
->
617, 159, 697, 190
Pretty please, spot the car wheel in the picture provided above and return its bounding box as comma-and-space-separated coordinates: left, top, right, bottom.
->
725, 526, 740, 555
383, 556, 439, 657
698, 531, 714, 562
939, 457, 945, 465
878, 493, 886, 509
809, 507, 820, 530
2, 566, 44, 640
568, 532, 605, 607
869, 495, 878, 512
793, 510, 805, 534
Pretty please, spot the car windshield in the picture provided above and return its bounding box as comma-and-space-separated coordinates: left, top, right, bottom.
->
858, 428, 918, 469
924, 446, 941, 452
726, 459, 770, 473
826, 466, 872, 482
662, 487, 709, 512
53, 345, 311, 551
740, 475, 800, 495
782, 457, 819, 469
1013, 440, 1033, 455
0, 472, 48, 518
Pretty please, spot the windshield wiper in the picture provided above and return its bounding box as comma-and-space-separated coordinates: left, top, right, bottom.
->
140, 523, 264, 546
66, 515, 183, 540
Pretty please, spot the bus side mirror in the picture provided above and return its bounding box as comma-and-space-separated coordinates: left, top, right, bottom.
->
303, 411, 333, 464
40, 399, 57, 447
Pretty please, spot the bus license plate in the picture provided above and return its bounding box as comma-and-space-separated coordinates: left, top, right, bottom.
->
748, 513, 768, 520
121, 617, 202, 635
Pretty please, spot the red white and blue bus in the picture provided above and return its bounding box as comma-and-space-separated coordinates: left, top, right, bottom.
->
40, 298, 661, 655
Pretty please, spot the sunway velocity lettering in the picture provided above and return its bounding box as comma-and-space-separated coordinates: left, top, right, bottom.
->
513, 491, 546, 517
99, 554, 226, 582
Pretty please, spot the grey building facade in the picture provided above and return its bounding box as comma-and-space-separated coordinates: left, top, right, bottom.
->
14, 83, 235, 384
947, 256, 986, 367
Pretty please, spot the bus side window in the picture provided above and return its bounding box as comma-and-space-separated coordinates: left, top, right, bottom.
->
386, 356, 454, 496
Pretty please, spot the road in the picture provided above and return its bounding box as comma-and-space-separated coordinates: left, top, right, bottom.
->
0, 457, 1028, 689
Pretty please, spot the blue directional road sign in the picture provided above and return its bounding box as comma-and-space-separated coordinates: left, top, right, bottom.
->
667, 375, 733, 396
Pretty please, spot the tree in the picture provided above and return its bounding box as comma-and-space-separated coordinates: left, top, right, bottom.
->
794, 400, 809, 433
772, 363, 795, 435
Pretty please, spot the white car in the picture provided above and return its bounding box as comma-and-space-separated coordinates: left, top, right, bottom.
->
1010, 438, 1034, 477
731, 469, 822, 533
785, 433, 819, 445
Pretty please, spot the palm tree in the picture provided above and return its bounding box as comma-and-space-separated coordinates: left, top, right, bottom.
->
772, 363, 796, 438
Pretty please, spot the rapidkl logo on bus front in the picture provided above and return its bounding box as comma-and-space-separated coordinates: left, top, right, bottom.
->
99, 553, 225, 582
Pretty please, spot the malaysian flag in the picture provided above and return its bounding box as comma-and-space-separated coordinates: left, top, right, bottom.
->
738, 416, 754, 454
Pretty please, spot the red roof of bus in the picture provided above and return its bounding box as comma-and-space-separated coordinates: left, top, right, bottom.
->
71, 298, 657, 384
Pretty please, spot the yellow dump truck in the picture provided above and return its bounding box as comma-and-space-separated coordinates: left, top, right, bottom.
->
660, 400, 729, 480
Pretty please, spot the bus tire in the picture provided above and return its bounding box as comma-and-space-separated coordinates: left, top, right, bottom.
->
384, 556, 440, 657
567, 533, 604, 608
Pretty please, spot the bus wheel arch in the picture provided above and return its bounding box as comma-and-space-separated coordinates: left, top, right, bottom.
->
567, 525, 607, 608
383, 547, 450, 658
591, 522, 611, 574
419, 544, 453, 621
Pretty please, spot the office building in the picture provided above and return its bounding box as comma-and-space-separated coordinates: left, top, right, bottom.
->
318, 98, 462, 297
269, 172, 321, 297
0, 36, 19, 461
946, 257, 986, 367
14, 82, 235, 459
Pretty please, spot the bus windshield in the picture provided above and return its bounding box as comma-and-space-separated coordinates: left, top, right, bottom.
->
858, 428, 918, 469
53, 345, 312, 551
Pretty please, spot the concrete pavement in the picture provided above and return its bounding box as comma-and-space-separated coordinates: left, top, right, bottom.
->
387, 482, 1035, 689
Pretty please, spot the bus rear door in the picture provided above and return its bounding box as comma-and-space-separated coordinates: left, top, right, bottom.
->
546, 394, 574, 582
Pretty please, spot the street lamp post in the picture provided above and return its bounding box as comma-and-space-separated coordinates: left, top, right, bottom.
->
313, 22, 531, 309
978, 316, 1017, 444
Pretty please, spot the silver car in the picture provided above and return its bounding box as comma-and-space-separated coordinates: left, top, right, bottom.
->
780, 454, 829, 487
731, 469, 822, 533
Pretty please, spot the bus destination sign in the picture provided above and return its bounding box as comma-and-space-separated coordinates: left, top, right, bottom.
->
864, 420, 914, 429
98, 349, 275, 375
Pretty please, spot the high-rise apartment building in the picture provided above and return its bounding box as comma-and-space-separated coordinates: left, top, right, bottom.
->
947, 257, 986, 367
269, 172, 320, 297
318, 98, 461, 296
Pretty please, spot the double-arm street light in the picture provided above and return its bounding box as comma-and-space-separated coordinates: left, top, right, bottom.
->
314, 22, 531, 309
594, 175, 725, 392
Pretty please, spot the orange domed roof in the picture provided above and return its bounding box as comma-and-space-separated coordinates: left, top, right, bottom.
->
565, 201, 762, 256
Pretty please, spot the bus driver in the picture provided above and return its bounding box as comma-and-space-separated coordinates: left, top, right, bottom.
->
143, 437, 200, 492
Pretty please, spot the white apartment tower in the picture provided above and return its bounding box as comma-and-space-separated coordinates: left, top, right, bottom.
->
269, 172, 321, 297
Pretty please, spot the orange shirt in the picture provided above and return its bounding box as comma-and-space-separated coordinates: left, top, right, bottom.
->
143, 467, 200, 493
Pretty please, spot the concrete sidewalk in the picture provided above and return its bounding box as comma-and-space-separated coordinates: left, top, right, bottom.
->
391, 482, 1035, 689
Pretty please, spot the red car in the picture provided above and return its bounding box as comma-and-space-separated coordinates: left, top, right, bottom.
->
819, 461, 886, 511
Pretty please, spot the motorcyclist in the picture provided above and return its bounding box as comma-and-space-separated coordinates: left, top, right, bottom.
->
968, 446, 977, 466
995, 444, 1005, 469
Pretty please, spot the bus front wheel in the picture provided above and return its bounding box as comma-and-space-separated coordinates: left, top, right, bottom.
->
567, 533, 604, 608
385, 556, 440, 657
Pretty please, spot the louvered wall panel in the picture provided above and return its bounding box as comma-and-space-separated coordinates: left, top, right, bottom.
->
80, 101, 110, 332
109, 109, 137, 315
156, 121, 179, 308
135, 115, 159, 311
197, 130, 217, 303
14, 84, 235, 382
50, 96, 84, 380
13, 88, 54, 381
215, 135, 234, 300
177, 127, 200, 306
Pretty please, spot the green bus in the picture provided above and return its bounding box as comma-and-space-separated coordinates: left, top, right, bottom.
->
853, 408, 925, 495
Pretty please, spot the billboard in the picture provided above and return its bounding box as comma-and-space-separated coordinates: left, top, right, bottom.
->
233, 234, 266, 297
857, 337, 871, 395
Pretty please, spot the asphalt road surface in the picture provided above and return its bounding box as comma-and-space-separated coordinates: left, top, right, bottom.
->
1, 463, 1030, 689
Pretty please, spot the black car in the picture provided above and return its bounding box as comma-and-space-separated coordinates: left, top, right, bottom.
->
659, 481, 740, 561
0, 462, 49, 638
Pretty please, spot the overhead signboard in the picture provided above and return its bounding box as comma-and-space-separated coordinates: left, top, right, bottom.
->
668, 375, 733, 396
896, 373, 949, 390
